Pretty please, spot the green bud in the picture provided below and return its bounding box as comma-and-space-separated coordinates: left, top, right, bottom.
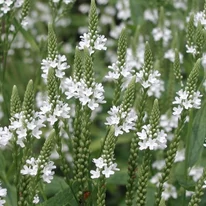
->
47, 68, 58, 109
10, 85, 21, 117
20, 0, 31, 21
121, 76, 136, 113
143, 42, 153, 74
48, 24, 58, 60
89, 0, 98, 37
73, 47, 84, 81
186, 14, 195, 46
117, 28, 127, 67
186, 59, 200, 93
22, 80, 34, 122
84, 48, 94, 87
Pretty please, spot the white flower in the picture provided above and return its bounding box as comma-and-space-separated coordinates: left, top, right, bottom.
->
0, 184, 7, 197
102, 165, 115, 178
174, 149, 185, 162
0, 127, 12, 147
90, 169, 101, 179
20, 157, 38, 176
138, 124, 167, 150
162, 183, 177, 200
152, 160, 165, 170
189, 166, 203, 182
105, 106, 137, 137
186, 44, 197, 56
33, 194, 40, 204
93, 157, 106, 169
42, 161, 56, 183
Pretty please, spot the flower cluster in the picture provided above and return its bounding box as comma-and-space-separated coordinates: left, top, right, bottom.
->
39, 99, 70, 125
152, 27, 172, 46
0, 183, 7, 206
0, 0, 24, 16
137, 124, 167, 150
90, 157, 119, 179
41, 55, 70, 81
20, 157, 56, 183
0, 127, 12, 148
9, 111, 45, 147
105, 106, 137, 137
62, 78, 105, 111
136, 70, 164, 98
78, 32, 107, 55
172, 89, 202, 117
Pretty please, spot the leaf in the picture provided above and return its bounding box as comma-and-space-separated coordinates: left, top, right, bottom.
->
129, 0, 143, 25
107, 171, 127, 185
39, 187, 78, 206
13, 18, 40, 52
44, 176, 68, 196
186, 102, 206, 168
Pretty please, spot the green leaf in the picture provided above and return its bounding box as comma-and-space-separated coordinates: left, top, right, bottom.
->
129, 0, 143, 25
39, 187, 78, 206
186, 101, 206, 167
44, 176, 68, 196
13, 18, 40, 52
107, 171, 127, 185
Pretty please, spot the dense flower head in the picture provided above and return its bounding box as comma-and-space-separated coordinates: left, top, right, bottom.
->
0, 127, 12, 148
90, 157, 119, 179
63, 78, 106, 110
152, 27, 172, 46
160, 114, 179, 133
136, 70, 164, 98
172, 89, 202, 117
8, 111, 45, 147
39, 99, 70, 125
20, 157, 56, 183
116, 1, 130, 20
144, 9, 158, 24
0, 0, 24, 16
137, 124, 167, 150
41, 54, 70, 80
105, 106, 137, 136
78, 32, 107, 55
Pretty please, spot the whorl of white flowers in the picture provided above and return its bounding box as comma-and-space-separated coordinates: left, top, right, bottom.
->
105, 106, 137, 137
90, 157, 119, 179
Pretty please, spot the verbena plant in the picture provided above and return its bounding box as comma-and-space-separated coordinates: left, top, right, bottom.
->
0, 0, 206, 205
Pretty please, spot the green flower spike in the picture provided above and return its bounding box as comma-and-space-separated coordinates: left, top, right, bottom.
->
73, 48, 84, 178
136, 100, 160, 206
97, 127, 115, 206
185, 59, 200, 93
20, 0, 31, 22
126, 42, 153, 206
47, 68, 58, 111
74, 49, 94, 202
113, 28, 127, 106
48, 24, 58, 61
84, 48, 94, 87
10, 86, 22, 187
155, 60, 200, 206
195, 22, 204, 58
173, 49, 182, 85
73, 47, 83, 81
188, 169, 206, 206
89, 0, 98, 44
22, 80, 34, 123
10, 85, 21, 118
186, 14, 195, 47
28, 130, 55, 204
